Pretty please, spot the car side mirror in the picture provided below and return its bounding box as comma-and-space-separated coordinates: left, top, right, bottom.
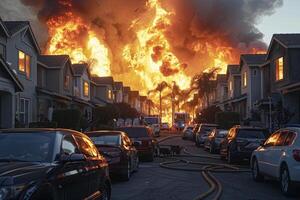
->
60, 153, 86, 163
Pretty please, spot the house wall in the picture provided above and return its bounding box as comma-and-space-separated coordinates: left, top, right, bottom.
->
62, 62, 73, 96
5, 28, 39, 125
233, 76, 241, 98
288, 49, 300, 83
46, 69, 60, 93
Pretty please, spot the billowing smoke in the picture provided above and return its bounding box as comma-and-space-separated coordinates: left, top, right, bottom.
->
1, 0, 283, 76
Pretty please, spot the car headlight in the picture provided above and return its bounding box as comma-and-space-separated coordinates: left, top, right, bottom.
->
0, 187, 10, 200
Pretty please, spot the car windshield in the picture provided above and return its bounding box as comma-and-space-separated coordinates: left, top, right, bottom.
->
200, 127, 215, 134
117, 127, 149, 138
144, 118, 159, 125
237, 129, 266, 139
0, 132, 55, 162
89, 135, 121, 145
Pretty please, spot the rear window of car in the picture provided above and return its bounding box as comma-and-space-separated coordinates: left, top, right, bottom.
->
117, 127, 149, 138
237, 129, 266, 139
217, 130, 228, 138
200, 126, 216, 134
144, 117, 159, 125
88, 135, 121, 145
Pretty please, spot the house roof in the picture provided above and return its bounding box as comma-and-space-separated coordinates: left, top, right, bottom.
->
130, 91, 139, 98
123, 86, 131, 93
226, 65, 240, 75
0, 56, 24, 92
140, 96, 147, 101
240, 54, 267, 66
216, 74, 227, 83
72, 63, 90, 77
267, 34, 300, 59
38, 55, 70, 68
114, 82, 123, 90
0, 18, 9, 37
3, 21, 41, 53
92, 76, 114, 85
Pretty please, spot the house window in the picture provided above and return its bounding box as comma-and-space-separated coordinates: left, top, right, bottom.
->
276, 57, 284, 81
18, 51, 31, 79
242, 71, 247, 87
64, 75, 70, 89
229, 81, 232, 91
108, 89, 113, 100
83, 81, 89, 97
253, 70, 257, 76
19, 98, 30, 125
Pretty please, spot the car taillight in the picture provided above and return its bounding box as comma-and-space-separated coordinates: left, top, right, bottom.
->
293, 149, 300, 161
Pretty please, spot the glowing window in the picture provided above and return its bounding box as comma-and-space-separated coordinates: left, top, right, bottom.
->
242, 72, 247, 87
18, 51, 31, 79
83, 81, 89, 97
276, 57, 284, 81
108, 89, 112, 99
229, 81, 232, 91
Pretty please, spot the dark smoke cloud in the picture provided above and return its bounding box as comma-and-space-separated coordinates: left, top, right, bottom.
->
2, 0, 283, 75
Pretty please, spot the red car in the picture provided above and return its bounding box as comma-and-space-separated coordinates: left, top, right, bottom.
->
117, 126, 157, 161
85, 130, 139, 181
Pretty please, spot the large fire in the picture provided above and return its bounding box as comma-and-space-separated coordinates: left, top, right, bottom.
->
44, 0, 264, 123
46, 11, 111, 76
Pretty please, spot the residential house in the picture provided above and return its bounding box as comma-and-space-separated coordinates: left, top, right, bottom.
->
2, 20, 40, 126
37, 55, 73, 121
92, 76, 115, 105
224, 65, 244, 117
263, 34, 300, 124
0, 19, 24, 128
129, 91, 140, 112
139, 96, 147, 115
114, 81, 123, 103
214, 74, 228, 110
123, 86, 130, 104
239, 54, 266, 121
72, 63, 94, 121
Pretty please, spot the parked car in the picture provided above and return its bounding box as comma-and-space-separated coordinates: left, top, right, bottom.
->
161, 122, 170, 131
116, 126, 157, 161
85, 130, 139, 181
204, 129, 228, 153
0, 128, 111, 200
144, 116, 161, 137
251, 126, 300, 196
182, 125, 194, 140
220, 126, 268, 164
195, 124, 219, 146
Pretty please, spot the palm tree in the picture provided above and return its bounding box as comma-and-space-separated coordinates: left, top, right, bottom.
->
149, 81, 169, 121
191, 68, 219, 108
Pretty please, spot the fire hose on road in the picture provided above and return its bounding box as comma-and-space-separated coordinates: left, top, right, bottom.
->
156, 136, 251, 200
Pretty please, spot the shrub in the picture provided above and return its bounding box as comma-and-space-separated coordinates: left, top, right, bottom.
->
29, 122, 57, 128
216, 112, 240, 129
52, 109, 82, 130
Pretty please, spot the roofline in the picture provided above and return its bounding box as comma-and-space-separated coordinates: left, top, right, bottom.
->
0, 57, 24, 91
9, 22, 41, 54
266, 36, 288, 60
0, 19, 9, 37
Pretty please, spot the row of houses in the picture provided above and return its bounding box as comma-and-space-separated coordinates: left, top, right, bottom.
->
0, 19, 154, 128
203, 34, 300, 129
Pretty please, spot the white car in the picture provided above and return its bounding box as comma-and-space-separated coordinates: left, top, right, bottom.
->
251, 127, 300, 196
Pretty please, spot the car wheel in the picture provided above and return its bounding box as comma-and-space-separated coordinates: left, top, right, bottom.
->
100, 184, 110, 200
280, 165, 295, 196
252, 158, 264, 182
209, 144, 215, 154
121, 161, 131, 181
134, 156, 139, 172
227, 150, 235, 164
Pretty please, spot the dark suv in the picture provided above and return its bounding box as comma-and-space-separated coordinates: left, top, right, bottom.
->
220, 126, 268, 163
195, 124, 219, 146
0, 129, 111, 200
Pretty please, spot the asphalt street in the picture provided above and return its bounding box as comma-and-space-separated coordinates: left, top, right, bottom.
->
111, 133, 299, 200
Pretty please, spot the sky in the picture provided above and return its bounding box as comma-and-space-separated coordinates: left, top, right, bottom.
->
258, 0, 300, 45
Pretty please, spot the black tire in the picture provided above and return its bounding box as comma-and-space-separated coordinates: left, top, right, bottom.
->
146, 152, 154, 162
227, 150, 236, 164
134, 156, 139, 172
120, 161, 131, 181
100, 183, 110, 200
252, 158, 264, 182
280, 164, 295, 196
